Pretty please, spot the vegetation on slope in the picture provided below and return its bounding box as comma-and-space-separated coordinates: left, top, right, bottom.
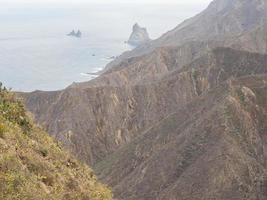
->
0, 84, 112, 200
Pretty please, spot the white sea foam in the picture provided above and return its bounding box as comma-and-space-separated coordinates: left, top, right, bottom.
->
80, 73, 91, 77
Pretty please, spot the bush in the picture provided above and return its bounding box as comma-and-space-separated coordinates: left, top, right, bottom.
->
0, 85, 32, 133
39, 148, 48, 157
0, 171, 26, 199
236, 88, 245, 103
0, 154, 22, 172
0, 123, 5, 138
192, 69, 198, 80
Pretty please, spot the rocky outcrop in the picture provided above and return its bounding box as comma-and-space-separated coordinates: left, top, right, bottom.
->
127, 23, 150, 47
67, 30, 82, 38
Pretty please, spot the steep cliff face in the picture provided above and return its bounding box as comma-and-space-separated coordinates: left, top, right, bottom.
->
21, 48, 267, 165
18, 0, 267, 199
0, 87, 112, 200
96, 74, 267, 200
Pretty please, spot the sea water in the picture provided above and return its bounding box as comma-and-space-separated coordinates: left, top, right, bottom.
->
0, 2, 208, 92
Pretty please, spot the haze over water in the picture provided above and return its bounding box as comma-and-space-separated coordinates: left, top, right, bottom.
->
0, 2, 209, 92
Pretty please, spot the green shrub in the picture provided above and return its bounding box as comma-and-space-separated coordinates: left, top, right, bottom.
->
192, 69, 198, 80
39, 148, 48, 157
0, 154, 22, 172
0, 85, 31, 133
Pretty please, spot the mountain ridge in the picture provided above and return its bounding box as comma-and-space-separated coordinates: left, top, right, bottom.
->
105, 0, 267, 70
20, 48, 267, 165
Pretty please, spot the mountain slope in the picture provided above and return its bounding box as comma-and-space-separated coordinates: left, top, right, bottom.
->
96, 75, 267, 200
18, 0, 267, 199
20, 48, 267, 165
0, 86, 112, 200
154, 0, 267, 46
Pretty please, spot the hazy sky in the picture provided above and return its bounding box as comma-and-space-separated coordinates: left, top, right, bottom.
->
2, 0, 212, 5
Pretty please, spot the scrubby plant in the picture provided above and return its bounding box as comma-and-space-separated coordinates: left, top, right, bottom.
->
236, 88, 245, 104
0, 83, 31, 133
192, 68, 198, 80
0, 123, 5, 138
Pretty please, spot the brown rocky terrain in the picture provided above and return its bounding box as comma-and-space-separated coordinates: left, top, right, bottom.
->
20, 48, 267, 166
96, 74, 267, 200
18, 0, 267, 199
21, 47, 267, 199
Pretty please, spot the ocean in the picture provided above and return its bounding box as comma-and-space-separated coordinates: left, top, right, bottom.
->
0, 2, 208, 92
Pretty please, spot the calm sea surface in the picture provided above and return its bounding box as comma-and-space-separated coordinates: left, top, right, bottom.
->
0, 3, 208, 91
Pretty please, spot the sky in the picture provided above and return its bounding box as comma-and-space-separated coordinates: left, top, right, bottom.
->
1, 0, 212, 5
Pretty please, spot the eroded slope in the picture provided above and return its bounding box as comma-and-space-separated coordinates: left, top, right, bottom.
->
96, 75, 267, 200
21, 48, 267, 166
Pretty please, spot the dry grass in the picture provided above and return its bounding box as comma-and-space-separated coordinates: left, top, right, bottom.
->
0, 85, 112, 200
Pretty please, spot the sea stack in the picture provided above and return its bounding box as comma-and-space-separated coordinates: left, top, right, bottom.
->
67, 30, 76, 36
76, 30, 82, 38
67, 30, 82, 38
127, 23, 150, 47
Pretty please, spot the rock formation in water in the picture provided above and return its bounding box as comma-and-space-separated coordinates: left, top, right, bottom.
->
96, 48, 267, 200
127, 23, 150, 46
67, 30, 76, 36
76, 30, 82, 38
67, 30, 82, 38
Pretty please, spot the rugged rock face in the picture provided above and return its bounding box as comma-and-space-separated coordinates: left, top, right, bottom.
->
96, 74, 267, 200
20, 48, 267, 166
127, 23, 150, 47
